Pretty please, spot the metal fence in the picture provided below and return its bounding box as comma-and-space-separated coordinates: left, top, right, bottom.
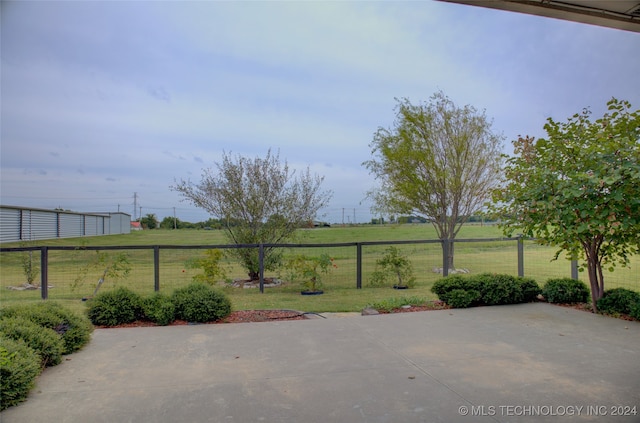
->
2, 238, 638, 301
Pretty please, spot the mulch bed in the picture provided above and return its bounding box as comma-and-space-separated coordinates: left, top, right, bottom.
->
96, 309, 308, 329
96, 301, 638, 329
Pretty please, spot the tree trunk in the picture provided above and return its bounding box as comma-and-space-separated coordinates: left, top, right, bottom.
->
585, 243, 604, 312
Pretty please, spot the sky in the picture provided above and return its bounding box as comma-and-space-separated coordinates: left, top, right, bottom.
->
2, 1, 639, 224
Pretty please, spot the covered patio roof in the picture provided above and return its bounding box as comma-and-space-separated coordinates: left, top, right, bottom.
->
437, 1, 640, 33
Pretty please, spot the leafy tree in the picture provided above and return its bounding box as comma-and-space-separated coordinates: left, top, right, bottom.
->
139, 213, 158, 229
172, 149, 332, 280
160, 216, 180, 229
491, 98, 640, 311
363, 92, 503, 268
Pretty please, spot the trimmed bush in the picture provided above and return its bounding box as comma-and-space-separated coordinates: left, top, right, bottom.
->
542, 278, 590, 304
142, 293, 176, 326
86, 287, 144, 327
0, 302, 93, 354
597, 288, 640, 315
630, 300, 640, 321
477, 273, 523, 305
0, 316, 64, 367
171, 283, 231, 323
446, 289, 481, 308
0, 336, 42, 411
431, 275, 481, 304
518, 277, 542, 303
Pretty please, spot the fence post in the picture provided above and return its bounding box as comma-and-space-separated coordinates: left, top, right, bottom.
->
40, 246, 48, 300
154, 246, 160, 292
442, 239, 449, 277
571, 259, 579, 280
517, 235, 524, 277
259, 244, 264, 293
356, 243, 362, 289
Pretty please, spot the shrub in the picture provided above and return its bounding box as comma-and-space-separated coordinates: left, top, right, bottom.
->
368, 247, 416, 288
518, 277, 541, 302
446, 289, 481, 308
630, 300, 640, 321
86, 286, 144, 326
477, 273, 523, 305
542, 278, 590, 304
142, 293, 176, 326
0, 316, 64, 367
431, 275, 481, 303
596, 288, 640, 315
171, 283, 232, 323
0, 336, 42, 411
0, 302, 93, 354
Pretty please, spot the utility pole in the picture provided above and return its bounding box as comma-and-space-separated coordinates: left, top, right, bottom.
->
133, 192, 138, 220
342, 208, 345, 226
173, 207, 177, 229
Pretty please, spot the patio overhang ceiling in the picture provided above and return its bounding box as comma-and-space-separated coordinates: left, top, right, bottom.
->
437, 0, 640, 33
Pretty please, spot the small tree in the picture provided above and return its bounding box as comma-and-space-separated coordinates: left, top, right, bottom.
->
173, 149, 332, 280
139, 214, 158, 229
363, 92, 503, 268
491, 98, 640, 311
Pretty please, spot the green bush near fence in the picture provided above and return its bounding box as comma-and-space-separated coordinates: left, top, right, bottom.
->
431, 273, 541, 308
0, 302, 93, 354
542, 278, 590, 304
0, 336, 42, 411
142, 293, 176, 326
597, 288, 640, 316
0, 302, 93, 411
0, 316, 64, 367
171, 283, 232, 323
86, 286, 144, 326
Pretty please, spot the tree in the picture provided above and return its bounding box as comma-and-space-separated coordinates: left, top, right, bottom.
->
491, 98, 640, 311
172, 149, 332, 280
363, 92, 503, 269
139, 214, 158, 229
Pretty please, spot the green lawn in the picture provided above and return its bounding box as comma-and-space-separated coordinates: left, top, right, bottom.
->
1, 224, 638, 315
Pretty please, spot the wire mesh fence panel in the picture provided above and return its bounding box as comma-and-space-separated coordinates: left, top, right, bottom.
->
452, 239, 518, 276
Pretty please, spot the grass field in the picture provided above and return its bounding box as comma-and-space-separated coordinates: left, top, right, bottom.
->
1, 224, 638, 314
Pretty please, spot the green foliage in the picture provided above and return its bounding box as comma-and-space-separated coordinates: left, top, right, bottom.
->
368, 246, 416, 288
476, 273, 523, 305
542, 278, 590, 304
367, 296, 428, 312
172, 149, 332, 280
0, 302, 93, 354
71, 249, 131, 292
186, 249, 228, 285
629, 300, 640, 321
0, 316, 64, 367
363, 92, 503, 268
139, 213, 158, 229
431, 274, 481, 304
518, 277, 542, 303
142, 293, 176, 326
171, 283, 232, 323
20, 249, 40, 285
86, 287, 144, 326
492, 98, 640, 310
432, 273, 540, 308
596, 288, 640, 316
285, 253, 335, 292
0, 336, 42, 410
446, 289, 481, 308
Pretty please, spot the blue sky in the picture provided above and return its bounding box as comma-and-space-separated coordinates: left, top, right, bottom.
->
2, 1, 639, 224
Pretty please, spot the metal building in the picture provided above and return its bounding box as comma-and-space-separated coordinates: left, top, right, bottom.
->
0, 205, 131, 243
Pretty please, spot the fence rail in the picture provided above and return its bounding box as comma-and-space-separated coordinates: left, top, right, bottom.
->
2, 237, 638, 301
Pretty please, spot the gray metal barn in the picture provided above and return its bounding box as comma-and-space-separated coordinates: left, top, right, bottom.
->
0, 205, 131, 243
